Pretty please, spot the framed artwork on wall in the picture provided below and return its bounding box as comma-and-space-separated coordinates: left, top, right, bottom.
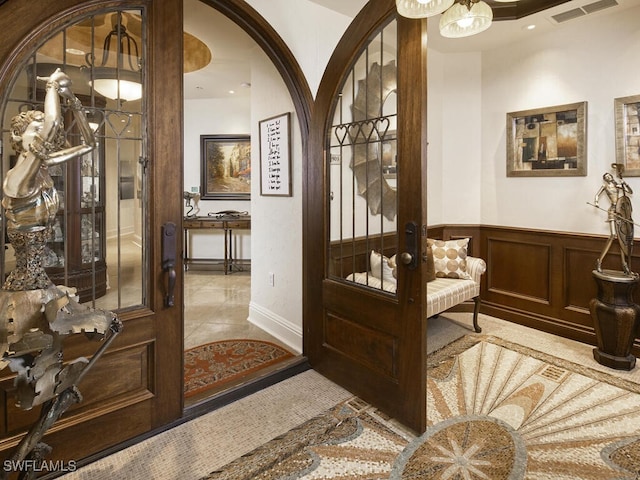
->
200, 134, 251, 200
259, 112, 292, 196
615, 94, 640, 176
506, 102, 587, 177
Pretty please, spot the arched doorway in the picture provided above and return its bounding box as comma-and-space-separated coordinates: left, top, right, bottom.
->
180, 0, 315, 411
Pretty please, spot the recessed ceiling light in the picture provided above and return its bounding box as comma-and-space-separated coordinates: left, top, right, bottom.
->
229, 90, 235, 94
524, 24, 536, 30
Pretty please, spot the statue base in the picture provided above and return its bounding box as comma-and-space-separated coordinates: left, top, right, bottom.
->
589, 269, 640, 371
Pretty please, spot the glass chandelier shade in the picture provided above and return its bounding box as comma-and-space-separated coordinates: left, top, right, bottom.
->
395, 0, 455, 18
91, 69, 142, 102
86, 12, 142, 101
439, 1, 493, 38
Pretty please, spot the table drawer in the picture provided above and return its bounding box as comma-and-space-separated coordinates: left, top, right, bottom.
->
183, 219, 225, 228
183, 219, 203, 228
225, 220, 250, 229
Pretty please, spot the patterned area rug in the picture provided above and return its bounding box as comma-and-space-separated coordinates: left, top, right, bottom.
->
184, 339, 294, 398
201, 335, 640, 479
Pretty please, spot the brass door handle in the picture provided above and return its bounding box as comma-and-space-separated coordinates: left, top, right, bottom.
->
399, 252, 413, 265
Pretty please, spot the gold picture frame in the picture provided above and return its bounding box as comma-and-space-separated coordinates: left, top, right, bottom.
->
506, 102, 587, 177
615, 94, 640, 176
200, 134, 251, 200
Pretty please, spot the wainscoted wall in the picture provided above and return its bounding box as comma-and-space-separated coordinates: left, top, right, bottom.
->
430, 224, 640, 357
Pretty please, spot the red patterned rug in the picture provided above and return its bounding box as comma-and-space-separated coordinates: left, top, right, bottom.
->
184, 339, 294, 398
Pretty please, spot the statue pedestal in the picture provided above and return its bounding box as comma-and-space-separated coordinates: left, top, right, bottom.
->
589, 269, 640, 370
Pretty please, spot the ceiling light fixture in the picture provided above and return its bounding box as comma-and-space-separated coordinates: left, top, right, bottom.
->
439, 0, 493, 38
396, 0, 454, 18
85, 12, 142, 101
396, 0, 493, 38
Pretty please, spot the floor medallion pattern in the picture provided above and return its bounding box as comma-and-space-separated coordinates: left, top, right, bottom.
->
201, 337, 640, 479
415, 340, 640, 479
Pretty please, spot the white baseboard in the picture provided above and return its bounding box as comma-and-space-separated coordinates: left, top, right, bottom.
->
248, 302, 303, 354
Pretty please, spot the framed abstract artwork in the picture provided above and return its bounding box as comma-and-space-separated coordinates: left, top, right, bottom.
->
506, 102, 587, 177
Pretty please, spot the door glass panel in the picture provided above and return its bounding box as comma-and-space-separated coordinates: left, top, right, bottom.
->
0, 9, 147, 310
328, 19, 398, 294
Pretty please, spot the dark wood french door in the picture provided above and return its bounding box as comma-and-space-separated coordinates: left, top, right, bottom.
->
305, 0, 428, 433
0, 0, 184, 465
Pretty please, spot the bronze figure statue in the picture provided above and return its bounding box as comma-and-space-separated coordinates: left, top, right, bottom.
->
591, 163, 635, 276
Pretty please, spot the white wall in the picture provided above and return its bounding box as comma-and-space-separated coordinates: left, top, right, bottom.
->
242, 1, 354, 353
247, 51, 303, 352
427, 50, 483, 226
246, 0, 353, 96
478, 5, 640, 236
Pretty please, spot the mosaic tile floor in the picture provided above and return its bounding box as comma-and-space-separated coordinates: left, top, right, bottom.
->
58, 313, 640, 479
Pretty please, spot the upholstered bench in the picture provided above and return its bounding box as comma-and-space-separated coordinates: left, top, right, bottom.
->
426, 255, 486, 333
345, 245, 486, 332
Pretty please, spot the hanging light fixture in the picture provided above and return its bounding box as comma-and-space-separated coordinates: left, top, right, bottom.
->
85, 12, 142, 101
439, 0, 493, 38
396, 0, 494, 38
395, 0, 454, 18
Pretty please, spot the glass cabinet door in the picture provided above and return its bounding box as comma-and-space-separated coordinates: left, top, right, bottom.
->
45, 133, 107, 302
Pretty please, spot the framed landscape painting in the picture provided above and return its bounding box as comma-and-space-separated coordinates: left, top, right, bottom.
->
506, 102, 587, 177
200, 134, 251, 200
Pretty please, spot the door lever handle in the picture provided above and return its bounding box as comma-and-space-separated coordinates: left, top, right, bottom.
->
162, 222, 177, 307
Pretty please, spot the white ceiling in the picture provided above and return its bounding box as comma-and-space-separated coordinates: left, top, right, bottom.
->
307, 0, 367, 17
184, 0, 637, 99
183, 0, 256, 100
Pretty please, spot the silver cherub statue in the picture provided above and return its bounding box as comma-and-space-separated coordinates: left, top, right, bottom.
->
0, 69, 122, 477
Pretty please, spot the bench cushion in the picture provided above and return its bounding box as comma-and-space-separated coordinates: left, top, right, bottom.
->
426, 277, 479, 318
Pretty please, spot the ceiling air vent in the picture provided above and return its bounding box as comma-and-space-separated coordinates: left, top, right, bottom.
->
552, 8, 586, 22
551, 0, 619, 23
582, 0, 618, 14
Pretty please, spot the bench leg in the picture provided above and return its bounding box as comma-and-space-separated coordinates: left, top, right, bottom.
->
473, 296, 482, 333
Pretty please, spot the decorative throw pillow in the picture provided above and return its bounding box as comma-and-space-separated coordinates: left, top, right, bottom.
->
426, 245, 436, 282
427, 238, 471, 279
370, 251, 396, 284
389, 254, 397, 279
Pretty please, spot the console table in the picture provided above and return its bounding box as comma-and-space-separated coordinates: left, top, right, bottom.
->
183, 215, 251, 274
